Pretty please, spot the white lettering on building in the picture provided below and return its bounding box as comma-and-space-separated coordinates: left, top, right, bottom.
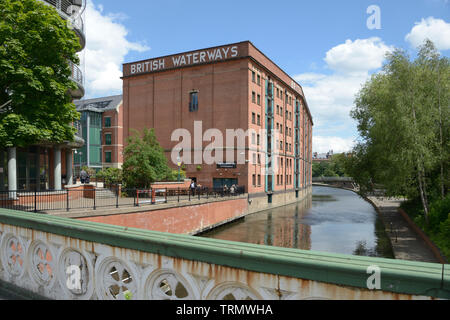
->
130, 45, 239, 74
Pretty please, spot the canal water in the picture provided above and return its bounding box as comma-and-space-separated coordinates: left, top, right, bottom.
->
200, 186, 394, 259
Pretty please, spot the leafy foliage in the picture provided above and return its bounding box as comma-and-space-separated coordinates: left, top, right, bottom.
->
122, 129, 183, 189
403, 195, 450, 260
347, 40, 450, 220
96, 167, 123, 186
312, 153, 350, 178
0, 0, 81, 147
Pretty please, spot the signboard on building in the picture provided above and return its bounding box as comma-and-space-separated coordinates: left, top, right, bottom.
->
124, 43, 245, 77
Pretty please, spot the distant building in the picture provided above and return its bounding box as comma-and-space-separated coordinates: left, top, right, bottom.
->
74, 95, 123, 175
313, 151, 333, 162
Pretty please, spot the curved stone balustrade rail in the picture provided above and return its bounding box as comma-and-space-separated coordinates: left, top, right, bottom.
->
0, 208, 448, 300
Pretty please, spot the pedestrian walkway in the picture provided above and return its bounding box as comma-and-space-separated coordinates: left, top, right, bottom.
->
368, 196, 439, 263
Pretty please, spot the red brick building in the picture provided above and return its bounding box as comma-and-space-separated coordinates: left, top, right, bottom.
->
122, 41, 313, 196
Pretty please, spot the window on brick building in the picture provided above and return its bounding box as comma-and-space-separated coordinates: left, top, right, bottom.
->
257, 74, 261, 85
104, 117, 111, 128
257, 94, 261, 105
105, 151, 112, 163
257, 114, 261, 126
252, 71, 256, 83
189, 91, 199, 112
252, 112, 256, 124
105, 133, 112, 146
252, 91, 256, 103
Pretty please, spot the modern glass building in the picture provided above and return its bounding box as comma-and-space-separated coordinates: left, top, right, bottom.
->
74, 95, 124, 176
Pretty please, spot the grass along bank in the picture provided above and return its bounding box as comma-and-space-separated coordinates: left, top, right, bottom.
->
401, 195, 450, 261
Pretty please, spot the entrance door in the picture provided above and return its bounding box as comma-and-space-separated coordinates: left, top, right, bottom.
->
213, 178, 238, 189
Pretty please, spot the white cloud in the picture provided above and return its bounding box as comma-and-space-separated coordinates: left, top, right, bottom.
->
293, 38, 393, 154
405, 17, 450, 51
81, 0, 149, 98
325, 38, 393, 74
313, 136, 356, 154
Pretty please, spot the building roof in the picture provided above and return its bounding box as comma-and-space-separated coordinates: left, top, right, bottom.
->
74, 95, 122, 113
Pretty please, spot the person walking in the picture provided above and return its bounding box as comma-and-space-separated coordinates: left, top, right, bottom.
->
190, 180, 196, 196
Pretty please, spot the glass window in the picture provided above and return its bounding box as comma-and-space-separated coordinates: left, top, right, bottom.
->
257, 74, 261, 85
104, 117, 111, 128
252, 112, 256, 124
105, 133, 112, 145
257, 114, 261, 126
257, 94, 261, 105
252, 92, 256, 103
189, 92, 199, 112
252, 71, 256, 83
105, 151, 112, 163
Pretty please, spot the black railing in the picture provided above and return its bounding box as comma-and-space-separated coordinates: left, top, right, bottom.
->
0, 185, 246, 213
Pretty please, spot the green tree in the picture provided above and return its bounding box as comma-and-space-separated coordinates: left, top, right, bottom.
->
0, 0, 81, 147
312, 153, 350, 178
349, 40, 449, 223
96, 167, 123, 186
122, 129, 177, 189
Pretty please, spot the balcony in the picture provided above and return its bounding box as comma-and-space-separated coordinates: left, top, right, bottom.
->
68, 60, 85, 99
40, 0, 86, 50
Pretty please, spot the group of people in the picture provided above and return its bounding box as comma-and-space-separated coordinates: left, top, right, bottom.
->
222, 184, 238, 194
190, 180, 202, 195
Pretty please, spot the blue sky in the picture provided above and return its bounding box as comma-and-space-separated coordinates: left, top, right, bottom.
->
82, 0, 450, 153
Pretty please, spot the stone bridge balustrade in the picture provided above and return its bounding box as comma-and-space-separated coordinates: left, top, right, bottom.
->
0, 208, 448, 300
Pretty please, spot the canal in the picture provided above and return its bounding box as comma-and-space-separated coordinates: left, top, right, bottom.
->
200, 186, 394, 259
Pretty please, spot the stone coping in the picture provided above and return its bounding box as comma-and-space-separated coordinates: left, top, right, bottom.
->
49, 194, 248, 219
0, 208, 448, 299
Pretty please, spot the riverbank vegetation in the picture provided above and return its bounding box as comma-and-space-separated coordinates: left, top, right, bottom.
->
312, 153, 350, 178
401, 195, 450, 259
346, 40, 449, 258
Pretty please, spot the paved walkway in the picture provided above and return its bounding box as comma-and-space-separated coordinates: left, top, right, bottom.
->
368, 196, 439, 263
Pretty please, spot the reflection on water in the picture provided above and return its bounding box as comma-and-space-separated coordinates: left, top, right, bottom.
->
200, 186, 394, 258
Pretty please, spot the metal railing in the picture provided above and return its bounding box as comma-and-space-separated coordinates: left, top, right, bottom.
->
69, 60, 83, 88
0, 185, 246, 213
40, 0, 85, 34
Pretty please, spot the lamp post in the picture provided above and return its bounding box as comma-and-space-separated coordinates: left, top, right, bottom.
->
75, 150, 83, 181
177, 156, 181, 182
